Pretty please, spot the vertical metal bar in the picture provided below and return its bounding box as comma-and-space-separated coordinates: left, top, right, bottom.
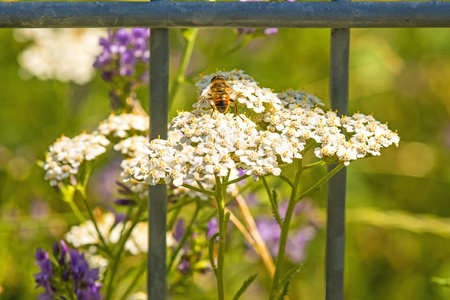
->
148, 27, 169, 300
325, 24, 350, 300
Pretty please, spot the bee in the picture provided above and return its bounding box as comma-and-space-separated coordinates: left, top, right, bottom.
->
197, 75, 244, 120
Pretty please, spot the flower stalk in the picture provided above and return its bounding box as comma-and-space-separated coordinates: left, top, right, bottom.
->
269, 159, 303, 299
214, 176, 230, 300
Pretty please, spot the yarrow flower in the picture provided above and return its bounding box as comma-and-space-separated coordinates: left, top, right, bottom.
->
14, 28, 103, 84
43, 133, 110, 187
64, 212, 149, 255
195, 69, 282, 114
97, 112, 149, 140
34, 241, 102, 300
125, 70, 399, 189
42, 112, 149, 187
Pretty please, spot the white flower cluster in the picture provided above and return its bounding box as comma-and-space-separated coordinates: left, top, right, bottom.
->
43, 113, 149, 187
65, 212, 176, 255
195, 69, 282, 114
43, 133, 110, 186
114, 135, 149, 158
97, 113, 149, 139
14, 28, 103, 84
277, 89, 324, 110
124, 110, 291, 187
261, 103, 399, 165
124, 70, 399, 189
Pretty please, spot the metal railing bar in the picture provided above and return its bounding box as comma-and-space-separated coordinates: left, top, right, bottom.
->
2, 1, 450, 28
148, 27, 169, 299
326, 27, 350, 300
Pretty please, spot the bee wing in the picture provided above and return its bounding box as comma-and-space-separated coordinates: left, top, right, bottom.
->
194, 85, 213, 109
226, 85, 243, 100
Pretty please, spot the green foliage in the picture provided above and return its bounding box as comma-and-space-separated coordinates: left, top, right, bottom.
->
232, 274, 258, 300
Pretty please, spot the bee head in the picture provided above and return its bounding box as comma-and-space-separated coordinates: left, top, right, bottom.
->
211, 75, 227, 83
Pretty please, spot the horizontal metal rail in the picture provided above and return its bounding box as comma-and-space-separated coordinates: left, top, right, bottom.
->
1, 1, 450, 28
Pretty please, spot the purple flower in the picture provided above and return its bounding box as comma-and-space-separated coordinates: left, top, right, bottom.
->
174, 218, 185, 242
263, 28, 279, 36
254, 200, 320, 263
255, 218, 281, 256
94, 28, 150, 109
177, 258, 191, 275
53, 240, 68, 265
113, 198, 137, 206
34, 248, 55, 298
34, 241, 103, 300
206, 218, 219, 239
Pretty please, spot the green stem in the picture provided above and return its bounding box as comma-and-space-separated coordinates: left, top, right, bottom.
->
182, 183, 215, 196
302, 160, 327, 170
169, 28, 200, 112
77, 186, 112, 257
278, 174, 294, 188
269, 163, 345, 298
224, 174, 249, 186
104, 199, 147, 300
201, 194, 236, 225
61, 185, 85, 223
262, 177, 282, 227
296, 164, 345, 202
167, 201, 201, 272
167, 197, 196, 213
66, 199, 86, 223
269, 159, 303, 299
214, 176, 228, 300
120, 263, 147, 300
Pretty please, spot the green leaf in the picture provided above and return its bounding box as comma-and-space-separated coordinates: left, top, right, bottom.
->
271, 189, 283, 226
208, 233, 219, 275
279, 263, 303, 292
277, 281, 290, 300
232, 274, 258, 300
262, 177, 282, 227
220, 211, 231, 235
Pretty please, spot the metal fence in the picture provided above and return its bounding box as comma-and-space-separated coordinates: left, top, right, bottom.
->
1, 1, 450, 299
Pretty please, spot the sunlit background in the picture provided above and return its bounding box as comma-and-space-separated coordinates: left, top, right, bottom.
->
0, 24, 449, 299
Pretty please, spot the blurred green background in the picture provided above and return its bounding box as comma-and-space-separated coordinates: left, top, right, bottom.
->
1, 25, 450, 299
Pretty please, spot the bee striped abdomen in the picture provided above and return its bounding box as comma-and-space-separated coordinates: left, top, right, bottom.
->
214, 93, 230, 113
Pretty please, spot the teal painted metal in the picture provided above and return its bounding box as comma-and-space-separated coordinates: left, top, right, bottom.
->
326, 26, 350, 300
148, 26, 169, 300
1, 2, 450, 28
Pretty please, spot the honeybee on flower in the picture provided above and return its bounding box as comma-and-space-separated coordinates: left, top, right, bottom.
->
196, 74, 245, 120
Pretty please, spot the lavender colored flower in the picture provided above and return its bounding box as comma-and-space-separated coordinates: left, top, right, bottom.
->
113, 198, 137, 206
206, 218, 219, 239
263, 28, 279, 36
254, 200, 320, 263
177, 258, 191, 275
34, 241, 103, 300
34, 248, 55, 299
94, 28, 150, 109
174, 219, 185, 242
286, 226, 316, 262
